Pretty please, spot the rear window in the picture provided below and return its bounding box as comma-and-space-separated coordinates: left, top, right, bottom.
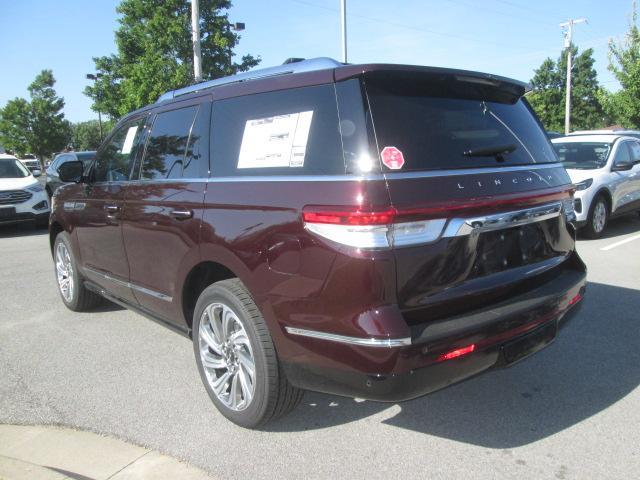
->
366, 73, 558, 171
552, 142, 611, 170
211, 84, 344, 176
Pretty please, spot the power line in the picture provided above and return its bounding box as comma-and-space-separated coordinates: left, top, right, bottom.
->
289, 0, 542, 50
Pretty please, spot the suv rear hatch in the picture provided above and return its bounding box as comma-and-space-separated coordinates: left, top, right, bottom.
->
363, 69, 576, 325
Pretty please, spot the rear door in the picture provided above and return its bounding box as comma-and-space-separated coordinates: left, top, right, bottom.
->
121, 98, 210, 327
363, 71, 575, 321
75, 116, 147, 303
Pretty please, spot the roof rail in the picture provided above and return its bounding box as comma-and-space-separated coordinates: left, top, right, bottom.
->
157, 57, 342, 103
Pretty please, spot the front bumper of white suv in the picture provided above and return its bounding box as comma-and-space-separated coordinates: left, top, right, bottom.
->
0, 185, 50, 226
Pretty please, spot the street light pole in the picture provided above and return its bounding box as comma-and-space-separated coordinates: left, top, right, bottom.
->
191, 0, 203, 82
560, 17, 587, 135
340, 0, 347, 63
228, 22, 245, 72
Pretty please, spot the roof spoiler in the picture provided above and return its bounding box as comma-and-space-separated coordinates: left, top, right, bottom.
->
157, 57, 342, 103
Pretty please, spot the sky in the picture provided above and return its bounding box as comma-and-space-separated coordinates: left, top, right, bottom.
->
0, 0, 635, 123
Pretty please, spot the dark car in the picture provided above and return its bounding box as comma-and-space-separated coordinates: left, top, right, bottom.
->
46, 151, 96, 197
49, 58, 586, 428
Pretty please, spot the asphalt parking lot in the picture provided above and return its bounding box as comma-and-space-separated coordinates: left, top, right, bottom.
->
1, 215, 639, 479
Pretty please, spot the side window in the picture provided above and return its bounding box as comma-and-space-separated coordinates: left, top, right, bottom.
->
182, 103, 210, 178
629, 141, 640, 163
211, 84, 344, 176
141, 106, 198, 180
94, 118, 145, 183
613, 142, 632, 166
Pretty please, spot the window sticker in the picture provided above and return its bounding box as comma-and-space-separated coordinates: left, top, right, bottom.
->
121, 126, 139, 155
238, 111, 314, 169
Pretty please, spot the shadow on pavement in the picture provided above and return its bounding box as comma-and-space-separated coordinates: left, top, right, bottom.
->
0, 223, 48, 238
578, 212, 640, 240
268, 282, 640, 448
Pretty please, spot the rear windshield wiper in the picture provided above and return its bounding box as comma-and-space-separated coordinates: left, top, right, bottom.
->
463, 143, 517, 162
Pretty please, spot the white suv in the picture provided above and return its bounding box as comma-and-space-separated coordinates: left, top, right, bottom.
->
552, 134, 640, 238
0, 154, 50, 228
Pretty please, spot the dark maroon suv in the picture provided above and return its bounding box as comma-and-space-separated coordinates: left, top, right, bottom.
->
50, 58, 586, 428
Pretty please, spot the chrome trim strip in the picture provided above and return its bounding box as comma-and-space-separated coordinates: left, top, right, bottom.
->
285, 326, 412, 348
89, 163, 563, 185
84, 266, 173, 302
442, 201, 563, 237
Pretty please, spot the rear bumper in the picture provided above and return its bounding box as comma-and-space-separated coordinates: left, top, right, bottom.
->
282, 263, 586, 402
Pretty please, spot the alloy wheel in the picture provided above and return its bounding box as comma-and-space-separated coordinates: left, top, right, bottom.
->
55, 242, 74, 302
198, 302, 256, 411
592, 201, 607, 234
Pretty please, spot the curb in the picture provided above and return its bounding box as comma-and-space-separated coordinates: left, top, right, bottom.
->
0, 425, 214, 480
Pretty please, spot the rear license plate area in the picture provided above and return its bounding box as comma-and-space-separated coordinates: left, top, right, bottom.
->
501, 320, 557, 365
0, 207, 16, 219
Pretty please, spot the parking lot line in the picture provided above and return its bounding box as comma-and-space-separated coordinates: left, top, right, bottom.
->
600, 233, 640, 251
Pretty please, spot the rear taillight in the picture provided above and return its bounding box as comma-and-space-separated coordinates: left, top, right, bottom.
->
303, 208, 446, 249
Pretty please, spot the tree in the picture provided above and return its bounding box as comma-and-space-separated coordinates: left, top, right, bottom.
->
0, 70, 71, 163
85, 0, 260, 119
601, 2, 640, 128
71, 120, 114, 151
527, 46, 606, 132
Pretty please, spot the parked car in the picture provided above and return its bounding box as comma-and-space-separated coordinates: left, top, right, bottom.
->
0, 154, 49, 227
19, 154, 41, 172
46, 151, 96, 197
49, 58, 586, 428
570, 129, 640, 140
552, 134, 640, 238
546, 131, 564, 140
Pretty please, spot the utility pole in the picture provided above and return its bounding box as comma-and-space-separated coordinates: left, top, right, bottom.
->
191, 0, 203, 83
340, 0, 347, 63
560, 17, 587, 135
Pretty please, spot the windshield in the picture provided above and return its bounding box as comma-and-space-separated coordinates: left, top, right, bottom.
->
0, 158, 30, 178
552, 142, 611, 170
366, 73, 558, 171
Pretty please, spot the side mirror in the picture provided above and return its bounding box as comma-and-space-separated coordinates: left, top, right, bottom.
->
32, 169, 42, 177
612, 161, 633, 172
58, 160, 84, 183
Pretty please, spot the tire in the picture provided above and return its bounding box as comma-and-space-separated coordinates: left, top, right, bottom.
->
193, 278, 303, 428
583, 195, 608, 239
53, 232, 103, 311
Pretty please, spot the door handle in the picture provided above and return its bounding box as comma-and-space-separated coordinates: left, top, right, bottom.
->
170, 209, 193, 220
105, 205, 119, 214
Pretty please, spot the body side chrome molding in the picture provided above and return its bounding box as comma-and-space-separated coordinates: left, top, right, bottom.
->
84, 266, 173, 302
285, 326, 412, 348
443, 201, 563, 237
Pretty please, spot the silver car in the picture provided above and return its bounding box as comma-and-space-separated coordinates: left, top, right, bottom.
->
552, 134, 640, 238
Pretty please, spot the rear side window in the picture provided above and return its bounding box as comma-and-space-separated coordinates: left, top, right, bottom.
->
211, 84, 344, 176
628, 141, 640, 162
94, 117, 146, 182
141, 106, 199, 180
366, 73, 558, 171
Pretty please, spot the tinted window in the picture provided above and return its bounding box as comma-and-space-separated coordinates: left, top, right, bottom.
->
552, 142, 611, 170
94, 118, 146, 182
614, 142, 632, 166
366, 74, 558, 171
182, 103, 210, 178
211, 84, 343, 176
628, 141, 640, 162
141, 106, 198, 180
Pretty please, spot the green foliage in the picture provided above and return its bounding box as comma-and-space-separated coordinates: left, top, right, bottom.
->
527, 46, 606, 132
601, 2, 640, 128
71, 120, 114, 151
0, 70, 71, 162
85, 0, 260, 119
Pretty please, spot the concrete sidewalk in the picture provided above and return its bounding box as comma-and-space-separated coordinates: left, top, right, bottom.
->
0, 425, 214, 480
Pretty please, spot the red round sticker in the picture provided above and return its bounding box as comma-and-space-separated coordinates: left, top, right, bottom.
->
381, 146, 405, 170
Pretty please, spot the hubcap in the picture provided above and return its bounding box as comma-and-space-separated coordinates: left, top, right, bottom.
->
198, 302, 256, 412
593, 201, 607, 233
55, 243, 74, 302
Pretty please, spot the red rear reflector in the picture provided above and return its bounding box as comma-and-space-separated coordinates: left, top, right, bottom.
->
437, 344, 476, 362
302, 209, 396, 225
568, 293, 583, 307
